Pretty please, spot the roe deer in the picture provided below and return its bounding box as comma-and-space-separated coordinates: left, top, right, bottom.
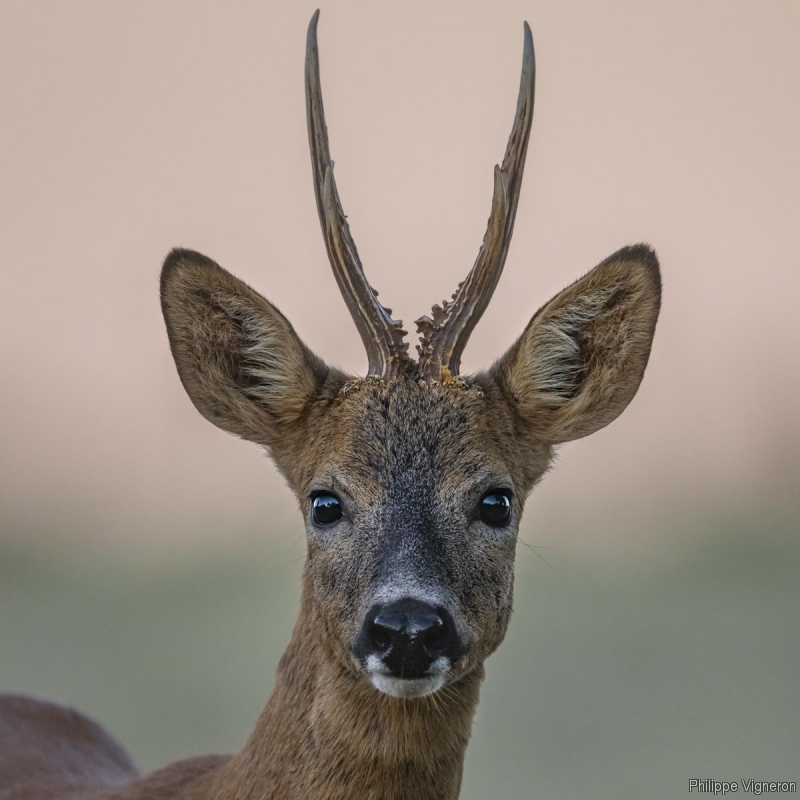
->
0, 11, 661, 800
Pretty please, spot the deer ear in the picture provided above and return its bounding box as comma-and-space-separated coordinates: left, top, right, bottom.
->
490, 245, 661, 445
160, 249, 334, 447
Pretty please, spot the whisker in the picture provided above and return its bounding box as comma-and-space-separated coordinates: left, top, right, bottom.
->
517, 537, 556, 569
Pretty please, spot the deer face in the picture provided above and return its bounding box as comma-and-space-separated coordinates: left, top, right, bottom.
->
159, 14, 660, 700
299, 378, 542, 698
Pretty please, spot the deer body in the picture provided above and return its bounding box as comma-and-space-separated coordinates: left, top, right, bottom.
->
1, 11, 661, 800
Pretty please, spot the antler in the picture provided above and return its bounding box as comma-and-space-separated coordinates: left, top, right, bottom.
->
416, 23, 536, 381
305, 10, 409, 379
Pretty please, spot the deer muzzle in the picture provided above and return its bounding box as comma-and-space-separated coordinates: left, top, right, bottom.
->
354, 598, 464, 698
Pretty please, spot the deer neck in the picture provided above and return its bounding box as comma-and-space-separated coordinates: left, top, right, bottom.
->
214, 577, 482, 800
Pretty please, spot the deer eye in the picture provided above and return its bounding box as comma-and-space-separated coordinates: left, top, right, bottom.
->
311, 493, 342, 526
479, 491, 512, 527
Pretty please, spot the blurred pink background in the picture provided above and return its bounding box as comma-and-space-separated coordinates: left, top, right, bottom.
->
1, 0, 798, 564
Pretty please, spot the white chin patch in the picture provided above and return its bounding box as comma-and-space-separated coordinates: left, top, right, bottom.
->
370, 672, 447, 699
366, 655, 450, 698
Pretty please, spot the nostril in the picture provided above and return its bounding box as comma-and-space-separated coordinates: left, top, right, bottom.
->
368, 621, 393, 653
420, 619, 446, 655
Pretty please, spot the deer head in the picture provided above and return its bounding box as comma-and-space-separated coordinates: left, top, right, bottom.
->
160, 12, 661, 701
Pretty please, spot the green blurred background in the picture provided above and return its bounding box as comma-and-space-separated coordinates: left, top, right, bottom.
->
1, 1, 799, 798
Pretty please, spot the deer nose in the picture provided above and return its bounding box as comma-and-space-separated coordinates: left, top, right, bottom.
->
357, 599, 462, 679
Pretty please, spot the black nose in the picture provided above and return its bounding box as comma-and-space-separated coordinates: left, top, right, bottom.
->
355, 598, 463, 679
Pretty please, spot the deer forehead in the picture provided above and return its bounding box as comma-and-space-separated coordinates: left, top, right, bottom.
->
307, 379, 516, 503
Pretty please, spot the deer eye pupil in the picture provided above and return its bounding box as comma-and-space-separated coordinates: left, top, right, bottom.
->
312, 494, 342, 526
480, 491, 511, 526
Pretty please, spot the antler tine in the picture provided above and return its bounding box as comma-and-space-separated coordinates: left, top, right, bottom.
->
305, 10, 409, 379
417, 23, 536, 381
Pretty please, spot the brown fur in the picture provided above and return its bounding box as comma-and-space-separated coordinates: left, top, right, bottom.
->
1, 240, 660, 799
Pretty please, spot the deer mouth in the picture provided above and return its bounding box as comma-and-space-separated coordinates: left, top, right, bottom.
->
365, 654, 451, 699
